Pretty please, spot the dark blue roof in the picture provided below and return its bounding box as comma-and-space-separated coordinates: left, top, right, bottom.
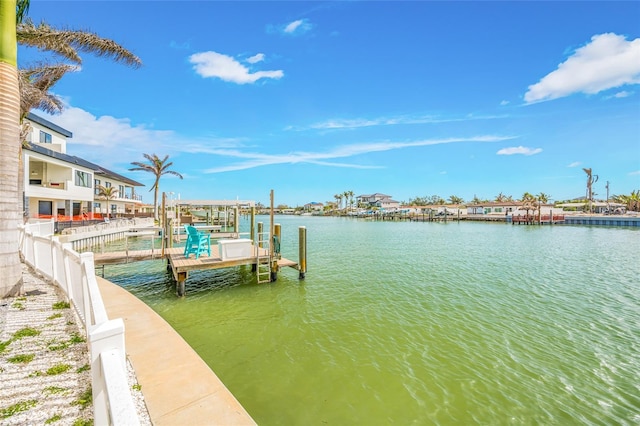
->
26, 112, 73, 138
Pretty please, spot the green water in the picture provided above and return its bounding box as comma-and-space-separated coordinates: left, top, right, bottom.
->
105, 216, 640, 425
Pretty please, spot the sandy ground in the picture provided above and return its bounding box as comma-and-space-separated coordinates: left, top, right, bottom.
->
0, 263, 151, 425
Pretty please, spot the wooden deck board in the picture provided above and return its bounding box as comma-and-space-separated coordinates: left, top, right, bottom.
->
95, 245, 298, 271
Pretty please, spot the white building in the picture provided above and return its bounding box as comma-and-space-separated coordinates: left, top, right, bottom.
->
23, 113, 144, 220
356, 193, 400, 210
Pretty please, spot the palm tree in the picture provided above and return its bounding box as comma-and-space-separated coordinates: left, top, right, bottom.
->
495, 192, 506, 202
613, 190, 640, 212
346, 190, 354, 213
96, 185, 119, 218
334, 194, 342, 213
582, 168, 598, 213
537, 192, 551, 204
129, 154, 183, 221
0, 0, 23, 297
521, 192, 537, 222
448, 195, 464, 205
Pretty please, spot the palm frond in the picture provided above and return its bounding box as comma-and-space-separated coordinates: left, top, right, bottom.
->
17, 19, 142, 68
16, 0, 30, 24
19, 63, 73, 118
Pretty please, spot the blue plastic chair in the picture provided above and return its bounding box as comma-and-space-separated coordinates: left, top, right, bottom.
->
184, 225, 211, 259
183, 225, 192, 256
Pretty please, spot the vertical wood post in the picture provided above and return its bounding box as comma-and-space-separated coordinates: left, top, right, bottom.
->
161, 192, 167, 256
269, 190, 277, 282
234, 206, 239, 236
298, 226, 307, 279
250, 206, 256, 244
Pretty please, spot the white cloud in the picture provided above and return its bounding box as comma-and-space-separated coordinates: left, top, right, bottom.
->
246, 53, 265, 64
629, 170, 640, 176
42, 105, 241, 174
496, 146, 542, 156
200, 135, 516, 173
189, 51, 283, 84
283, 19, 312, 35
567, 161, 581, 167
285, 20, 303, 33
292, 113, 507, 131
524, 33, 640, 103
613, 91, 632, 98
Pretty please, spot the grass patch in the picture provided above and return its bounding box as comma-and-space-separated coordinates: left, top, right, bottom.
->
11, 302, 24, 310
132, 383, 142, 392
45, 413, 62, 424
0, 399, 37, 419
48, 342, 69, 351
47, 313, 63, 320
12, 327, 40, 340
0, 340, 11, 354
70, 333, 85, 344
76, 364, 89, 374
16, 296, 27, 301
44, 386, 67, 395
72, 419, 93, 426
52, 301, 70, 310
8, 353, 35, 364
46, 364, 71, 375
71, 388, 92, 410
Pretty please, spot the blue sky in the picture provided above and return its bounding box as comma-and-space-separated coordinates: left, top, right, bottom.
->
21, 1, 640, 207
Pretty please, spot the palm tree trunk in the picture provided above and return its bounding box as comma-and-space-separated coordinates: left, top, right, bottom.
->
153, 185, 159, 221
0, 0, 24, 297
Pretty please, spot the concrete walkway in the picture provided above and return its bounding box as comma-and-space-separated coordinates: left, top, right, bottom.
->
96, 277, 256, 426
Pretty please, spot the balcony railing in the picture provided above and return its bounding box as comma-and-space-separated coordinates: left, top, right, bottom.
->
29, 180, 67, 190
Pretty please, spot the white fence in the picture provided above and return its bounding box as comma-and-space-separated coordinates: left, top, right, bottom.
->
19, 221, 140, 426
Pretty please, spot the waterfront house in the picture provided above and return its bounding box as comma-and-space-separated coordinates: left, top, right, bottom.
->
356, 193, 400, 210
466, 202, 523, 216
23, 113, 144, 221
304, 202, 324, 212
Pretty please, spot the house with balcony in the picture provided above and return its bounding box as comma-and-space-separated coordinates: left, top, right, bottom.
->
23, 113, 144, 221
356, 193, 400, 210
304, 202, 324, 212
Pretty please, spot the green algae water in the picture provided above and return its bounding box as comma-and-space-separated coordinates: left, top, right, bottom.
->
105, 217, 640, 425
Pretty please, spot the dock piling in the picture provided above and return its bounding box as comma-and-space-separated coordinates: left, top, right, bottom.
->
298, 226, 307, 279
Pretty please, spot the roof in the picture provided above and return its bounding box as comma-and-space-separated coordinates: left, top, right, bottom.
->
25, 143, 144, 187
26, 112, 73, 138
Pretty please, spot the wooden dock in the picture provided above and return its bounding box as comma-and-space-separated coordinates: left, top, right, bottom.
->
94, 244, 300, 296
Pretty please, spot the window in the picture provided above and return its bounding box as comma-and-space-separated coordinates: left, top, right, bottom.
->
39, 131, 52, 144
94, 202, 101, 210
75, 170, 91, 187
119, 185, 125, 198
495, 208, 503, 213
105, 182, 112, 188
94, 179, 101, 195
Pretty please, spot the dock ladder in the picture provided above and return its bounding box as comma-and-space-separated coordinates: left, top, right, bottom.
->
256, 230, 271, 283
